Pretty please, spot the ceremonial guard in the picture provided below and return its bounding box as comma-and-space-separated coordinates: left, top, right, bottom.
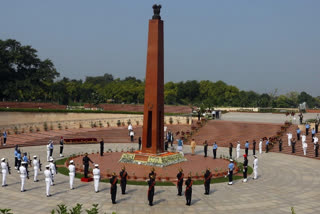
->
3, 130, 7, 146
253, 155, 258, 179
100, 138, 104, 156
177, 138, 183, 152
315, 140, 319, 157
59, 136, 64, 157
17, 150, 21, 171
110, 172, 118, 204
185, 173, 193, 206
44, 165, 52, 197
203, 140, 208, 157
20, 162, 27, 192
243, 154, 248, 182
252, 140, 256, 155
49, 140, 54, 157
279, 139, 283, 152
1, 158, 8, 187
287, 132, 292, 146
93, 164, 100, 193
82, 153, 93, 178
236, 141, 241, 158
229, 142, 233, 158
291, 138, 296, 153
245, 141, 249, 156
265, 140, 269, 153
302, 134, 306, 144
119, 166, 127, 194
22, 153, 29, 179
306, 123, 310, 135
32, 156, 39, 182
259, 139, 262, 154
149, 168, 156, 179
228, 159, 234, 185
14, 145, 19, 169
296, 128, 301, 141
204, 168, 212, 194
46, 142, 51, 161
213, 142, 218, 159
147, 174, 155, 206
49, 157, 56, 185
68, 160, 75, 190
312, 128, 316, 142
303, 141, 308, 156
176, 168, 184, 196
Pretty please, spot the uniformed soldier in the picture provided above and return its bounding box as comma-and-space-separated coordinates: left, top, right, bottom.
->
46, 143, 50, 161
20, 162, 27, 192
59, 137, 64, 157
22, 153, 29, 179
32, 156, 39, 182
185, 173, 193, 206
17, 150, 22, 172
68, 160, 75, 190
1, 158, 8, 187
44, 165, 52, 197
110, 172, 118, 204
243, 154, 248, 182
203, 140, 208, 157
49, 158, 56, 186
149, 167, 156, 180
176, 168, 184, 196
93, 164, 100, 193
82, 153, 94, 178
49, 140, 54, 157
287, 133, 292, 146
245, 141, 249, 156
265, 140, 269, 153
119, 166, 127, 194
228, 159, 234, 185
291, 138, 296, 153
306, 123, 310, 135
252, 140, 256, 155
296, 128, 301, 141
279, 139, 283, 152
204, 168, 212, 194
236, 141, 241, 158
315, 141, 319, 157
303, 141, 308, 156
253, 155, 258, 180
229, 142, 233, 158
259, 139, 262, 154
312, 128, 316, 142
99, 138, 104, 156
14, 146, 19, 169
147, 174, 155, 206
212, 142, 218, 159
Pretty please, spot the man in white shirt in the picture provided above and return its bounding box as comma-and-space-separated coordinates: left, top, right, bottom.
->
93, 164, 100, 193
1, 158, 8, 187
49, 158, 56, 186
32, 156, 39, 182
128, 124, 133, 136
68, 160, 76, 190
236, 142, 241, 159
44, 165, 52, 197
287, 133, 292, 146
253, 156, 258, 180
20, 162, 27, 192
302, 141, 308, 156
259, 139, 263, 154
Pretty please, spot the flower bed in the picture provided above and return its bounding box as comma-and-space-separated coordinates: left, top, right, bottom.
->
64, 138, 98, 144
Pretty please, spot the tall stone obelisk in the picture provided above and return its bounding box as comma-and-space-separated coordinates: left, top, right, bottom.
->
141, 4, 164, 154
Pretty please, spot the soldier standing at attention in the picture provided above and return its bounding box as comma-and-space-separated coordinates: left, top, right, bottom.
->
203, 140, 208, 157
1, 158, 8, 187
315, 140, 319, 157
110, 172, 118, 204
312, 128, 316, 142
82, 153, 94, 178
236, 141, 241, 158
44, 165, 52, 197
68, 160, 75, 190
306, 123, 310, 135
228, 159, 234, 185
229, 143, 233, 158
20, 162, 27, 192
259, 139, 263, 154
99, 138, 104, 156
185, 173, 193, 206
279, 139, 283, 152
243, 154, 248, 183
245, 141, 249, 156
291, 138, 296, 153
265, 140, 269, 153
252, 140, 256, 155
93, 164, 100, 193
148, 174, 155, 206
253, 155, 258, 180
149, 168, 156, 179
176, 168, 184, 196
212, 142, 218, 159
49, 140, 54, 157
59, 136, 64, 157
32, 156, 39, 182
120, 166, 127, 194
204, 168, 212, 195
49, 158, 56, 186
296, 128, 301, 141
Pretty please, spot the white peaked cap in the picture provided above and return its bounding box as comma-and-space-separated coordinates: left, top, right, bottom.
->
49, 157, 54, 161
45, 165, 50, 168
229, 159, 233, 162
95, 164, 99, 167
69, 160, 74, 163
1, 158, 5, 161
33, 155, 37, 158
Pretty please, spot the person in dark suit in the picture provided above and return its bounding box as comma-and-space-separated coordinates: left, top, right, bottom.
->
204, 168, 212, 195
229, 142, 233, 158
176, 168, 184, 196
203, 141, 208, 157
252, 140, 256, 155
119, 166, 127, 194
148, 175, 155, 206
99, 138, 104, 156
149, 168, 157, 180
110, 172, 118, 204
82, 153, 93, 178
185, 173, 193, 206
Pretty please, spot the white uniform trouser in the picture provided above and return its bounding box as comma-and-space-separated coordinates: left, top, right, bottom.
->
303, 147, 307, 156
20, 176, 26, 191
45, 178, 51, 196
259, 146, 262, 154
94, 176, 100, 192
69, 173, 75, 189
254, 168, 258, 179
2, 171, 7, 186
34, 167, 38, 181
236, 150, 240, 159
47, 151, 50, 161
288, 138, 291, 146
51, 172, 55, 185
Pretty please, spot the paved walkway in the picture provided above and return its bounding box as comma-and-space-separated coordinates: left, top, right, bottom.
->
0, 143, 319, 214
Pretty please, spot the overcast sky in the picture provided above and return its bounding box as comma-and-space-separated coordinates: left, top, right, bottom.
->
1, 0, 319, 96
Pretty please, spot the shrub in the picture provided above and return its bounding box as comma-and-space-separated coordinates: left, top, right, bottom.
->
169, 117, 173, 124
44, 122, 48, 131
58, 123, 62, 130
116, 120, 121, 127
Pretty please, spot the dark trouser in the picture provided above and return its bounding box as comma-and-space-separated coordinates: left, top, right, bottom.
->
60, 146, 63, 154
100, 147, 104, 156
165, 144, 168, 151
138, 143, 141, 150
3, 138, 6, 144
245, 148, 248, 156
15, 157, 18, 167
316, 149, 318, 157
253, 146, 256, 155
316, 125, 318, 133
17, 159, 21, 171
243, 168, 247, 179
306, 128, 309, 135
121, 180, 126, 194
297, 133, 300, 141
229, 148, 232, 158
131, 136, 134, 142
292, 145, 295, 153
84, 164, 89, 178
204, 148, 207, 157
204, 181, 210, 194
185, 190, 192, 205
266, 145, 269, 153
50, 149, 53, 157
111, 187, 117, 203
229, 170, 233, 182
279, 144, 282, 152
213, 149, 217, 159
312, 134, 315, 142
170, 141, 173, 147
177, 182, 183, 195
148, 189, 154, 205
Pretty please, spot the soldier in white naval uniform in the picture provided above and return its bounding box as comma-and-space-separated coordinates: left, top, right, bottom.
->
253, 155, 258, 180
49, 157, 56, 186
93, 164, 100, 193
44, 165, 52, 197
68, 160, 76, 190
32, 155, 39, 182
236, 141, 241, 159
20, 162, 27, 192
1, 158, 8, 187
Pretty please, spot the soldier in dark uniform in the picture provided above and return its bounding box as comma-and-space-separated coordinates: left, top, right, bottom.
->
315, 143, 319, 157
252, 140, 256, 155
82, 153, 93, 178
185, 173, 193, 206
99, 138, 104, 156
176, 168, 184, 196
279, 139, 282, 152
242, 154, 248, 182
119, 166, 127, 194
203, 140, 208, 157
59, 137, 64, 157
149, 168, 156, 179
138, 137, 142, 150
229, 142, 233, 158
291, 138, 296, 153
147, 174, 155, 206
110, 172, 118, 204
204, 168, 212, 195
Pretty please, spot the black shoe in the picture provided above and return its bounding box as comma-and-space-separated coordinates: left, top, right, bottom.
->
149, 203, 153, 206
47, 194, 51, 197
112, 202, 117, 204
